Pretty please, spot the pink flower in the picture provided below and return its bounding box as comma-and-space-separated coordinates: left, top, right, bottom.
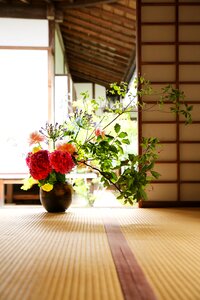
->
56, 143, 77, 155
28, 131, 45, 146
95, 128, 105, 138
28, 150, 52, 180
49, 150, 75, 174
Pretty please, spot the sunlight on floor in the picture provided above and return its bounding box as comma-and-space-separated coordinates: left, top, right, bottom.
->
71, 189, 136, 208
93, 190, 123, 207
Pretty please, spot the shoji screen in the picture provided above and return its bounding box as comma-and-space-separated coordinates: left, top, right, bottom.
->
137, 0, 200, 206
0, 19, 49, 174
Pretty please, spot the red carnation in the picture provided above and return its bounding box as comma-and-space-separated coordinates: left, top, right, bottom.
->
28, 150, 52, 180
49, 150, 75, 174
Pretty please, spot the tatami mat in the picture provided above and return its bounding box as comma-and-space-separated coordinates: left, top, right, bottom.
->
115, 208, 200, 300
0, 207, 123, 300
0, 206, 199, 300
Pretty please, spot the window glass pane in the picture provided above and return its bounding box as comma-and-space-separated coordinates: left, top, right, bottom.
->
55, 75, 68, 123
55, 30, 65, 74
74, 83, 93, 99
0, 50, 48, 173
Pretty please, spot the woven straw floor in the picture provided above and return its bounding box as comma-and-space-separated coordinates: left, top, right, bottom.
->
0, 206, 199, 300
116, 208, 200, 300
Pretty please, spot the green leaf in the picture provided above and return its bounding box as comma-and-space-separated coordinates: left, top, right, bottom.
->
118, 132, 128, 138
109, 145, 118, 153
151, 170, 160, 179
128, 154, 136, 161
139, 189, 148, 201
111, 172, 118, 181
114, 123, 121, 133
122, 139, 130, 145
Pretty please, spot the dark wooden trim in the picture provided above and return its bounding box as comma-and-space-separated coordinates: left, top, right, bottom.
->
141, 2, 175, 6
142, 22, 200, 26
156, 160, 200, 164
179, 62, 200, 65
143, 81, 200, 84
141, 121, 200, 124
148, 180, 200, 184
179, 141, 200, 144
141, 62, 176, 65
141, 42, 200, 45
136, 0, 142, 156
179, 22, 200, 25
142, 22, 175, 25
56, 0, 117, 9
175, 0, 180, 202
0, 4, 47, 19
141, 1, 200, 6
139, 200, 200, 208
13, 194, 39, 200
104, 217, 157, 300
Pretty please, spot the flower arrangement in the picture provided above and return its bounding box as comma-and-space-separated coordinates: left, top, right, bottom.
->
22, 127, 76, 192
22, 77, 192, 204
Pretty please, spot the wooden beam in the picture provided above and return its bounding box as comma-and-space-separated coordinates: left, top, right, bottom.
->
61, 25, 134, 50
63, 36, 130, 59
20, 0, 30, 3
70, 70, 120, 86
47, 4, 64, 23
0, 4, 47, 19
56, 0, 117, 9
62, 30, 132, 56
106, 3, 137, 16
0, 3, 63, 21
67, 52, 125, 74
83, 6, 135, 26
65, 43, 128, 66
64, 15, 135, 42
66, 9, 135, 36
69, 59, 121, 80
71, 71, 107, 86
47, 3, 55, 20
69, 63, 120, 83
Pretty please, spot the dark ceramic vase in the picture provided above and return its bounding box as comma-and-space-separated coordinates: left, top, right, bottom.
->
40, 182, 72, 213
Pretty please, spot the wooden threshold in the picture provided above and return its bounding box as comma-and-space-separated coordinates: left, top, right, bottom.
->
139, 200, 200, 208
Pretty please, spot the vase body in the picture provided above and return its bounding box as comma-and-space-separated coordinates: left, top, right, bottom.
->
40, 182, 72, 213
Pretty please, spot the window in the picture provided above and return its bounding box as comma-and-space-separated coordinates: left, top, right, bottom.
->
0, 18, 49, 173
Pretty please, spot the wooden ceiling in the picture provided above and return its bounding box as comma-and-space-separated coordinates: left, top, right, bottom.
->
0, 0, 136, 87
